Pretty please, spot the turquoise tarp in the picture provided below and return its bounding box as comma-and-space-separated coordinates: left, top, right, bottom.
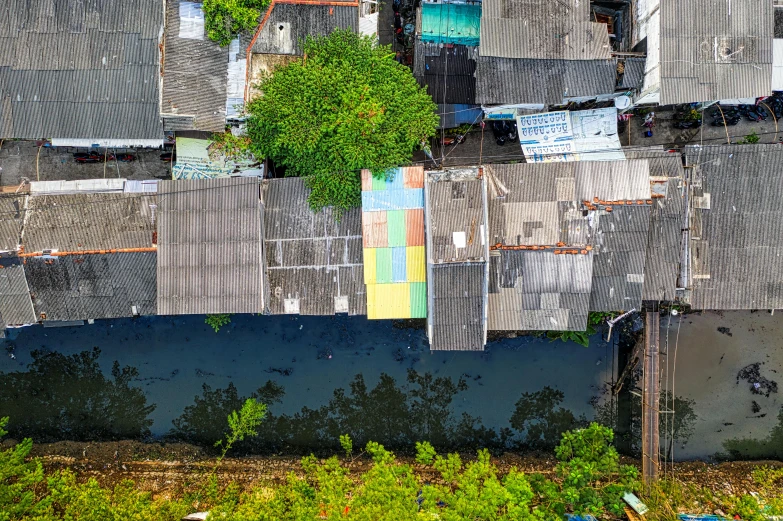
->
420, 3, 481, 46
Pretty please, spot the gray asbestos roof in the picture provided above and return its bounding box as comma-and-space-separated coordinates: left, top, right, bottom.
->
263, 177, 365, 316
479, 0, 611, 60
625, 149, 685, 302
426, 175, 487, 263
0, 196, 24, 252
686, 145, 783, 310
475, 57, 616, 105
430, 263, 485, 350
161, 0, 230, 132
589, 205, 650, 312
485, 161, 651, 248
660, 0, 773, 105
157, 177, 264, 315
485, 162, 593, 331
620, 58, 645, 90
0, 0, 163, 139
488, 250, 593, 331
425, 171, 488, 350
476, 0, 613, 105
23, 194, 157, 253
0, 257, 36, 327
24, 252, 156, 321
485, 163, 589, 248
251, 3, 358, 56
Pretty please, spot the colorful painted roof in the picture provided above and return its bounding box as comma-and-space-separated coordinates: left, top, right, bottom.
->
361, 167, 426, 319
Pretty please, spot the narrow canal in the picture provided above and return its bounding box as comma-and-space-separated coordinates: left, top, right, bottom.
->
1, 311, 781, 460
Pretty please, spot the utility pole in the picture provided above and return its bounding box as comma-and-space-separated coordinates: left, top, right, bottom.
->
641, 311, 660, 485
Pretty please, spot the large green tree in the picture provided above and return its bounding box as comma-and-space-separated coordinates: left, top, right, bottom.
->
203, 0, 270, 46
246, 30, 438, 211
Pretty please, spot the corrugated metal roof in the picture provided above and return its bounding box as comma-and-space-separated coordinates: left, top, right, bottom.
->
420, 3, 481, 47
686, 145, 783, 310
415, 44, 477, 105
251, 4, 358, 55
0, 257, 36, 326
642, 177, 683, 302
0, 0, 163, 139
25, 252, 156, 321
573, 160, 651, 202
475, 56, 617, 105
161, 0, 228, 132
589, 205, 650, 311
263, 177, 365, 316
430, 263, 485, 350
620, 57, 645, 90
426, 175, 486, 263
23, 194, 157, 253
479, 0, 610, 60
488, 250, 593, 331
425, 171, 488, 350
659, 0, 773, 105
0, 196, 24, 252
156, 177, 264, 315
625, 149, 685, 302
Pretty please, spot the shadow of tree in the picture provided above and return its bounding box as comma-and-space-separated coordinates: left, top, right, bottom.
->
722, 407, 783, 460
0, 348, 155, 441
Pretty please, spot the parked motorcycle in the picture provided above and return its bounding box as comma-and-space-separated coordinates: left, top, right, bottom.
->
115, 153, 136, 162
711, 115, 740, 126
440, 134, 466, 146
673, 119, 701, 129
491, 120, 517, 146
74, 152, 102, 163
74, 152, 115, 163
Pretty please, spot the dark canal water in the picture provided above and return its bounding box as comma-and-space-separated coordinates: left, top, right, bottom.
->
0, 311, 781, 460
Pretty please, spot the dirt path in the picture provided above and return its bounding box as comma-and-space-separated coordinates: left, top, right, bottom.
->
22, 439, 781, 500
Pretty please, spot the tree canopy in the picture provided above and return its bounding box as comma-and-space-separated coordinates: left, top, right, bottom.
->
203, 0, 270, 46
246, 30, 439, 211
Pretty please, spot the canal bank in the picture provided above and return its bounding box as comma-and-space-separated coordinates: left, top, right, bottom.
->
1, 311, 782, 460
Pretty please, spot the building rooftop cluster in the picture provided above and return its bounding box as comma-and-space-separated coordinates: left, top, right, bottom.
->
2, 1, 783, 348
2, 145, 781, 350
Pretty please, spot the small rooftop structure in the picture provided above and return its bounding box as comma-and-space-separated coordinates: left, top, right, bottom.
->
686, 145, 783, 310
0, 257, 36, 327
475, 0, 614, 105
0, 0, 163, 143
157, 177, 264, 315
361, 167, 426, 319
249, 1, 359, 56
263, 177, 365, 315
425, 169, 488, 351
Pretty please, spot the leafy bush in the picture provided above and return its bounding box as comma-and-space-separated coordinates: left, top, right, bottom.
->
246, 30, 438, 212
738, 130, 760, 145
205, 313, 232, 332
203, 0, 270, 46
